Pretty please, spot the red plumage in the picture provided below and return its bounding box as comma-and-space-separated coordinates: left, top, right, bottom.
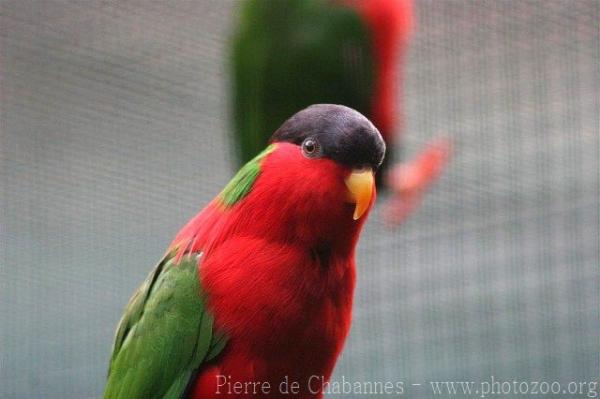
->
343, 0, 414, 143
170, 143, 375, 398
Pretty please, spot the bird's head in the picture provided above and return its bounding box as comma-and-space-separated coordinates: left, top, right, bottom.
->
172, 104, 385, 258
225, 104, 385, 250
270, 103, 385, 221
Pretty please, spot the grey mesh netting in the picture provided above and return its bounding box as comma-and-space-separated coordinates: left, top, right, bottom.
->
1, 1, 598, 398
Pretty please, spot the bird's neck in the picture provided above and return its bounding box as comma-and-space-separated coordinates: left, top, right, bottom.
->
169, 189, 367, 264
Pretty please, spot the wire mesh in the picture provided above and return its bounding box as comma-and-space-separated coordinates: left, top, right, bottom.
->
1, 1, 598, 398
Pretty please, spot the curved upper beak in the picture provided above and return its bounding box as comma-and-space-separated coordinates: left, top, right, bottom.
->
345, 168, 375, 220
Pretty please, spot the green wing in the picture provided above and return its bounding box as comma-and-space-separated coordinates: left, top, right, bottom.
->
232, 0, 374, 165
104, 252, 226, 399
219, 144, 275, 207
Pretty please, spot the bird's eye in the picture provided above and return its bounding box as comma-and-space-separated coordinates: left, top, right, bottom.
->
302, 138, 321, 158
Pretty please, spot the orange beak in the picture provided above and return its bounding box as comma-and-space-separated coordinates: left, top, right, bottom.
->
345, 168, 375, 220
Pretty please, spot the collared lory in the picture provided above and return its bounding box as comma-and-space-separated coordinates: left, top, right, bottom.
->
103, 104, 385, 399
232, 0, 450, 224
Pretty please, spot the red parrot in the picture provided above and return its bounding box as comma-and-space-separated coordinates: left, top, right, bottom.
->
103, 104, 385, 398
232, 0, 450, 225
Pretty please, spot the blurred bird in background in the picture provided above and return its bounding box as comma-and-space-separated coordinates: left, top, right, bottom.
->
232, 0, 451, 225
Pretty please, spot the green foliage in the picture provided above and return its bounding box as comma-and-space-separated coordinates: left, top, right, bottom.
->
219, 144, 275, 207
103, 253, 224, 399
232, 0, 374, 165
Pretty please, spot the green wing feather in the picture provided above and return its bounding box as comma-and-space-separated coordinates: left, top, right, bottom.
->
104, 252, 225, 399
232, 0, 374, 165
219, 144, 275, 207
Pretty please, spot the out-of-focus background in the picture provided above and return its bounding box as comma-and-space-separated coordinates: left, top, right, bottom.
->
1, 1, 598, 398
